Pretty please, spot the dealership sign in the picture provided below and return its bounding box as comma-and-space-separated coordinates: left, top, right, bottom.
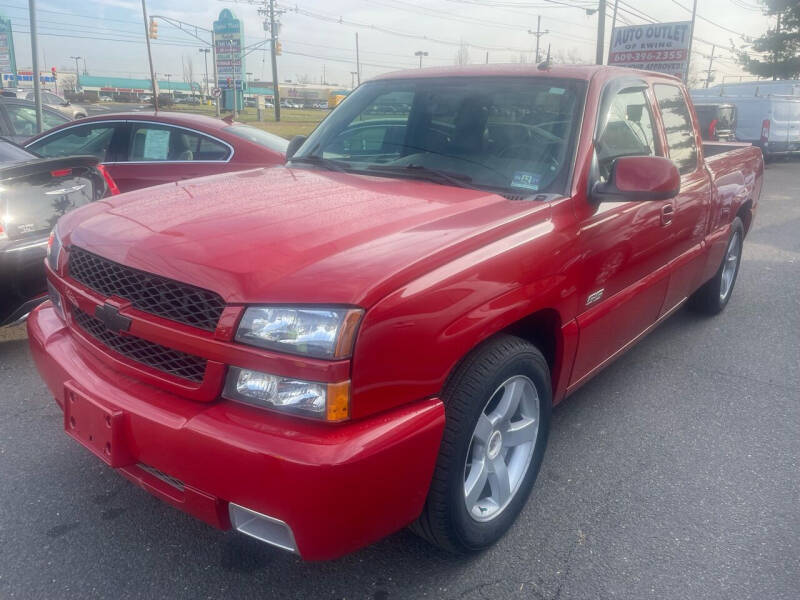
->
608, 21, 693, 81
213, 9, 244, 90
0, 14, 17, 87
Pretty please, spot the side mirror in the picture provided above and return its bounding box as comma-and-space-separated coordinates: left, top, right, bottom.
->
285, 135, 307, 161
592, 155, 680, 202
62, 100, 71, 106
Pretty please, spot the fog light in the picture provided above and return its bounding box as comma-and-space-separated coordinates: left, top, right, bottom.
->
222, 367, 349, 421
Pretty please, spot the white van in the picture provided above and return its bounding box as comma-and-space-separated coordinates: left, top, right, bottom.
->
692, 86, 800, 160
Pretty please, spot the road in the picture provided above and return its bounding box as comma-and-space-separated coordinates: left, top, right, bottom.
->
1, 161, 798, 600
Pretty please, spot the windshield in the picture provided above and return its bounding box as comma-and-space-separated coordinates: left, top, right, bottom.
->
223, 124, 289, 153
293, 77, 586, 195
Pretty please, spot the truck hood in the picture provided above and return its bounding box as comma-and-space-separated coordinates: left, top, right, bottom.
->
64, 166, 550, 306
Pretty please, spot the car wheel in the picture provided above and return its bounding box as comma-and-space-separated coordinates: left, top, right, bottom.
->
688, 217, 744, 315
411, 334, 551, 553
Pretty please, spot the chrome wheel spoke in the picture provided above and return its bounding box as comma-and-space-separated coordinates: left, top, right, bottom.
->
464, 458, 489, 508
489, 379, 523, 426
503, 417, 537, 447
472, 414, 493, 446
488, 457, 511, 506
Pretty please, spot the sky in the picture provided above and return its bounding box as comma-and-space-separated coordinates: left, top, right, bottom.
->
0, 0, 777, 89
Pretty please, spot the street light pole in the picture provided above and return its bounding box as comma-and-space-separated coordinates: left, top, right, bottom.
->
29, 0, 42, 133
414, 50, 428, 68
350, 71, 357, 89
165, 73, 171, 97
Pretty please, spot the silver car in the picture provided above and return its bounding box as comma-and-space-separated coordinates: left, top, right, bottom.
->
25, 91, 87, 120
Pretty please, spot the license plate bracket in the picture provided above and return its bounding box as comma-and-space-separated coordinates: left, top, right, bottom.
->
64, 382, 134, 468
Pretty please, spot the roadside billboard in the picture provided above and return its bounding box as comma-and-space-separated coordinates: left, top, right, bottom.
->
0, 14, 17, 88
608, 21, 693, 81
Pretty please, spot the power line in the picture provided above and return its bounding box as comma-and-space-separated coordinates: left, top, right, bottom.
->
671, 0, 746, 38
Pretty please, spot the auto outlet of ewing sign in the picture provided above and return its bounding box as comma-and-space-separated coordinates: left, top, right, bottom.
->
608, 21, 693, 81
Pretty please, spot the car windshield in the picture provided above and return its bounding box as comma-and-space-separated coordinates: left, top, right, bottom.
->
292, 76, 585, 195
223, 124, 288, 153
0, 139, 38, 163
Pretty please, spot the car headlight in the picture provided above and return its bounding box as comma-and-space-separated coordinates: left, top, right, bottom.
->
235, 306, 363, 359
223, 366, 350, 421
46, 227, 63, 273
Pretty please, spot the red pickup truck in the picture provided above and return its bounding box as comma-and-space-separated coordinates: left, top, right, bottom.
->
29, 65, 762, 560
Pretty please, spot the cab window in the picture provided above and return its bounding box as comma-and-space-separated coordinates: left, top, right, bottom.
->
654, 84, 698, 175
596, 87, 659, 179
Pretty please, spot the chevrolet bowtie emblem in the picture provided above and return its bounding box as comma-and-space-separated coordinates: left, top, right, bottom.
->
94, 303, 132, 334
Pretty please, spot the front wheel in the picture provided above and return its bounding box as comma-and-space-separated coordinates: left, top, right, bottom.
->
411, 335, 551, 553
688, 217, 744, 315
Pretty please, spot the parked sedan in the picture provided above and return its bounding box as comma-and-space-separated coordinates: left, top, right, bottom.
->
0, 96, 71, 144
25, 112, 289, 192
0, 141, 119, 326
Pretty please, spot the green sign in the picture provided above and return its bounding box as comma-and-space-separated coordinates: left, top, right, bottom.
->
0, 14, 17, 88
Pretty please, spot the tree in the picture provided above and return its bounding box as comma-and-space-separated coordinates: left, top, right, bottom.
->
551, 47, 587, 65
454, 41, 470, 66
739, 0, 800, 79
182, 55, 195, 95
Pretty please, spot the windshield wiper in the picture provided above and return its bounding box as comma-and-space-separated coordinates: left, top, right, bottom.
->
366, 164, 475, 189
289, 155, 350, 173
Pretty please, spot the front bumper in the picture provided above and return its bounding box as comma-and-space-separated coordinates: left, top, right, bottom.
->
28, 303, 445, 560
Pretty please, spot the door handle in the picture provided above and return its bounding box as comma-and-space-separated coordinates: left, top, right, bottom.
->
661, 203, 674, 226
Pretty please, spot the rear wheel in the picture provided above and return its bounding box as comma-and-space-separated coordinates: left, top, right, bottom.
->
411, 335, 551, 553
688, 217, 744, 315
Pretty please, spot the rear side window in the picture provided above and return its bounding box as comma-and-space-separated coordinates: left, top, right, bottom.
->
30, 123, 117, 161
654, 84, 698, 175
128, 124, 230, 162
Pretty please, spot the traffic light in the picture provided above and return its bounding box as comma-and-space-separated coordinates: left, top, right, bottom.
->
275, 40, 282, 56
51, 66, 56, 77
149, 18, 158, 39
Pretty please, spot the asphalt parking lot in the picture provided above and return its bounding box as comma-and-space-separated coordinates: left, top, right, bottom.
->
1, 160, 798, 600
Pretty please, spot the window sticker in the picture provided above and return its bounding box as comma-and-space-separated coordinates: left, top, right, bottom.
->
510, 171, 541, 191
549, 87, 566, 95
142, 129, 170, 160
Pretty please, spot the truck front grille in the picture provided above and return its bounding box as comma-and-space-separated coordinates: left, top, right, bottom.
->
72, 306, 208, 383
68, 246, 225, 331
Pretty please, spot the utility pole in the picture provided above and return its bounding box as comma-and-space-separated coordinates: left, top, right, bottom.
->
141, 0, 158, 111
199, 47, 210, 99
527, 16, 549, 64
69, 56, 81, 89
211, 31, 219, 116
165, 73, 171, 97
685, 0, 698, 84
82, 57, 87, 75
608, 0, 619, 62
595, 0, 606, 65
773, 11, 781, 81
485, 51, 489, 64
29, 0, 42, 133
704, 44, 715, 88
269, 0, 281, 121
355, 32, 361, 84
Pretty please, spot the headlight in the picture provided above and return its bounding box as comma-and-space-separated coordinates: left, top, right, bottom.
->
223, 366, 350, 421
46, 227, 63, 273
235, 306, 363, 359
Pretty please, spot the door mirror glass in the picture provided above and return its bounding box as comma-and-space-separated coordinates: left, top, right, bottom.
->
285, 135, 307, 160
592, 155, 680, 202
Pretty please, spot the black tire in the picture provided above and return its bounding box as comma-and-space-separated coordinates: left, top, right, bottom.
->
411, 334, 551, 554
688, 217, 744, 315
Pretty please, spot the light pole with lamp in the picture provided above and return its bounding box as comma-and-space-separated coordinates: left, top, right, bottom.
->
414, 50, 428, 68
69, 55, 81, 90
164, 73, 172, 98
